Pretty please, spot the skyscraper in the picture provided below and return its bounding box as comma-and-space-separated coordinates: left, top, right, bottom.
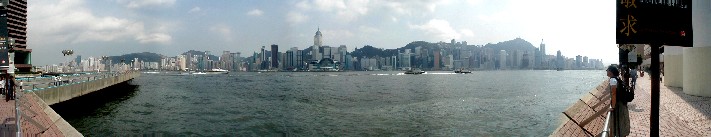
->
556, 50, 563, 69
540, 39, 546, 56
312, 28, 322, 60
0, 0, 31, 72
499, 50, 507, 70
271, 44, 278, 69
434, 49, 441, 70
575, 55, 582, 69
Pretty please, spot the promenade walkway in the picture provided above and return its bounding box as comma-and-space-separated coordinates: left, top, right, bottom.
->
628, 75, 711, 136
0, 93, 64, 136
0, 71, 137, 136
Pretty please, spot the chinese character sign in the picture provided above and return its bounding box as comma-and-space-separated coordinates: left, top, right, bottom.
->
616, 0, 693, 47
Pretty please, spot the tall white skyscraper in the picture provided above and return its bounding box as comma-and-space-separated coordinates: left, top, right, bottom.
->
312, 28, 323, 60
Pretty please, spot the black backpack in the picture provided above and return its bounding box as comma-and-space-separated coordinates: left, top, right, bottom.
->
614, 77, 634, 103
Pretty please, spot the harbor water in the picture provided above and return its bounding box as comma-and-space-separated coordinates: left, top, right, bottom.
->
52, 70, 606, 136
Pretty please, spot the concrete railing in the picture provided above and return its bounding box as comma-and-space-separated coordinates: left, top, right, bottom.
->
26, 71, 140, 105
550, 80, 611, 137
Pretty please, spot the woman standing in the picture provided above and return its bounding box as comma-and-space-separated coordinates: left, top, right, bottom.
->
607, 65, 630, 137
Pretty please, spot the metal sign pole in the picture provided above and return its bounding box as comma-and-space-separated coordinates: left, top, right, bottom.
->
650, 44, 660, 136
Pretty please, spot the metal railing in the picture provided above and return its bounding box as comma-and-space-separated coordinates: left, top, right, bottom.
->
15, 88, 21, 137
600, 106, 613, 137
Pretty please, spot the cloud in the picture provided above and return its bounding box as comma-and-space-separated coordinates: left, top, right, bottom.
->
210, 24, 234, 41
28, 0, 173, 45
246, 9, 264, 16
293, 0, 369, 22
460, 29, 474, 37
409, 19, 463, 40
188, 7, 201, 13
136, 33, 172, 44
116, 0, 175, 9
382, 0, 445, 15
358, 26, 380, 33
286, 11, 309, 25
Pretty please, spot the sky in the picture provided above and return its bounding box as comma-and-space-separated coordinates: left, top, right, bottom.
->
27, 0, 618, 66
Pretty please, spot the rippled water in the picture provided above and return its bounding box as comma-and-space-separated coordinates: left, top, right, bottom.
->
52, 70, 606, 136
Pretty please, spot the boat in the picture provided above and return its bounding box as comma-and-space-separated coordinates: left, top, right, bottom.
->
404, 69, 425, 74
191, 72, 207, 75
454, 69, 472, 74
206, 69, 229, 74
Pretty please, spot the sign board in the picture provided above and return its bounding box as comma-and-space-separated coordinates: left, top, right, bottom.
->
616, 0, 693, 47
0, 48, 7, 68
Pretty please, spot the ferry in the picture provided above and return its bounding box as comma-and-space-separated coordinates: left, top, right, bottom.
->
206, 69, 229, 74
404, 70, 425, 75
454, 69, 472, 74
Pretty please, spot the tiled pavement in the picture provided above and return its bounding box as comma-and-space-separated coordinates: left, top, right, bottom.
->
0, 92, 63, 137
627, 75, 711, 137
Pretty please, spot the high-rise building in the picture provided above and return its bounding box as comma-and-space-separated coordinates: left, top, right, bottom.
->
434, 49, 441, 70
540, 39, 546, 56
575, 55, 582, 69
322, 46, 331, 59
556, 50, 563, 69
271, 44, 278, 69
178, 55, 186, 71
220, 51, 232, 70
0, 0, 31, 72
289, 47, 298, 69
312, 28, 322, 60
499, 50, 507, 70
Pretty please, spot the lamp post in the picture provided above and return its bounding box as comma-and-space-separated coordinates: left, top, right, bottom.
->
7, 38, 14, 74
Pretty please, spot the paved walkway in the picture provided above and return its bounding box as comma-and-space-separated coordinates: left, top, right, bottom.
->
627, 75, 711, 136
0, 92, 63, 136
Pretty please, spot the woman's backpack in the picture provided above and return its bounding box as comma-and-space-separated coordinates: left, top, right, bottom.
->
614, 77, 634, 103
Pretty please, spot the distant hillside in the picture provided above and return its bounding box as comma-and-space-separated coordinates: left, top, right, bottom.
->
109, 52, 165, 64
483, 38, 536, 52
181, 50, 219, 60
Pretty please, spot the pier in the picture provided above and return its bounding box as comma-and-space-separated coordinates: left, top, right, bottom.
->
0, 71, 139, 137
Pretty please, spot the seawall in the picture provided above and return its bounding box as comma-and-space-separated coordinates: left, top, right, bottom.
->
550, 79, 611, 137
33, 72, 140, 105
14, 71, 140, 136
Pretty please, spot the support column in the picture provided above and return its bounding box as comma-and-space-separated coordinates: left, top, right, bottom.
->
663, 46, 684, 88
683, 0, 711, 97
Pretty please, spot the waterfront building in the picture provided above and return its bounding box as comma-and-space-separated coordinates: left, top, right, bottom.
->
556, 50, 563, 70
499, 50, 507, 70
312, 28, 322, 60
322, 46, 331, 59
344, 54, 353, 70
271, 44, 278, 69
178, 55, 186, 71
0, 0, 31, 72
434, 49, 441, 70
399, 49, 411, 70
445, 55, 453, 70
575, 55, 582, 69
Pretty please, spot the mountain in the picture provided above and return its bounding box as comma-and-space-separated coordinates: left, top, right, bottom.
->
109, 52, 164, 64
181, 50, 219, 60
483, 38, 536, 53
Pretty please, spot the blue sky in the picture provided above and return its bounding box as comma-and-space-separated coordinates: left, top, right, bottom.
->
27, 0, 617, 66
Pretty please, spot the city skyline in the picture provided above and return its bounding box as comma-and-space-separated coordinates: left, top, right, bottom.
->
40, 33, 606, 72
28, 0, 617, 66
